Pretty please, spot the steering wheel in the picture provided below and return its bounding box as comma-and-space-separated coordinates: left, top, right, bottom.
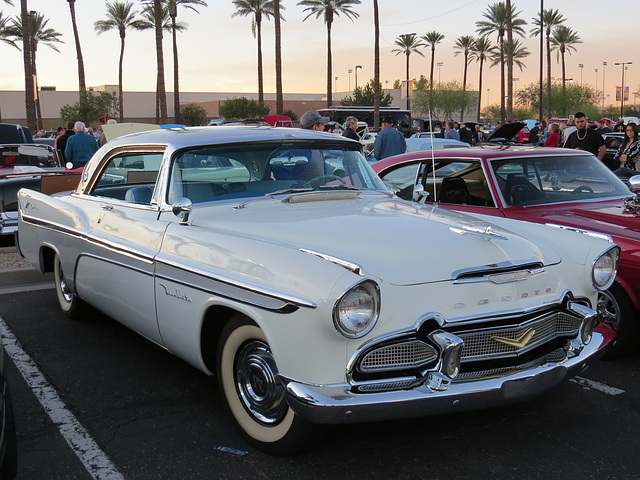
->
303, 175, 346, 187
573, 185, 594, 194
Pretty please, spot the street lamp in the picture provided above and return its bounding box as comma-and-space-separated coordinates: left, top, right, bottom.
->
437, 62, 444, 85
615, 62, 632, 119
348, 69, 353, 91
578, 64, 583, 86
355, 65, 362, 89
335, 76, 338, 92
602, 61, 607, 112
487, 88, 490, 108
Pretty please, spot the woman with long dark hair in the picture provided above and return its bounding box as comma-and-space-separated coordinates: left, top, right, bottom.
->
615, 123, 640, 170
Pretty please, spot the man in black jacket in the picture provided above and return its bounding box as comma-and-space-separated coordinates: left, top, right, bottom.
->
342, 116, 359, 141
55, 122, 75, 162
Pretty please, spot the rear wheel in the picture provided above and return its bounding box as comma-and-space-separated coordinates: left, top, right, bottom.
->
54, 253, 85, 320
598, 283, 640, 358
217, 316, 324, 455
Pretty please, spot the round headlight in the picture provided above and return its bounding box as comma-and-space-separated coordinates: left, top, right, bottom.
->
333, 281, 380, 339
592, 247, 619, 291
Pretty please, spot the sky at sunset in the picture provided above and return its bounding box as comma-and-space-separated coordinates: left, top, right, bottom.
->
1, 0, 638, 108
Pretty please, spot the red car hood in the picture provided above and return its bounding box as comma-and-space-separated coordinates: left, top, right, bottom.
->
507, 197, 640, 242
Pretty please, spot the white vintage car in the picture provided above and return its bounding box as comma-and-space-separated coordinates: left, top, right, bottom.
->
17, 126, 618, 454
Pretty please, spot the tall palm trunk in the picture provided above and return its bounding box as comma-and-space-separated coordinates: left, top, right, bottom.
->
256, 12, 264, 106
499, 34, 505, 123
546, 29, 551, 119
405, 52, 410, 110
506, 0, 513, 121
171, 14, 180, 123
118, 31, 125, 121
325, 17, 332, 108
274, 0, 283, 115
373, 0, 380, 129
460, 54, 468, 121
21, 1, 36, 133
154, 0, 167, 123
67, 0, 86, 92
477, 57, 484, 123
429, 46, 435, 90
32, 45, 42, 130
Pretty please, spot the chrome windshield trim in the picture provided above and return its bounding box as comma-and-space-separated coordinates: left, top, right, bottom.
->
299, 248, 363, 275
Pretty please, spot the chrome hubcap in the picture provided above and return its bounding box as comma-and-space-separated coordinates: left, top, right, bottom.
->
58, 261, 73, 304
597, 290, 620, 331
235, 340, 287, 425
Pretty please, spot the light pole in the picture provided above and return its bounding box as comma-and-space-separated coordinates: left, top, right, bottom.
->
513, 77, 519, 104
595, 68, 598, 106
615, 61, 632, 119
348, 69, 353, 91
335, 76, 338, 92
437, 62, 444, 86
602, 61, 607, 112
578, 64, 583, 86
487, 88, 490, 108
355, 65, 362, 89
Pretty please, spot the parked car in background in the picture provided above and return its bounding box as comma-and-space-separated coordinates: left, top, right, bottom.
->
373, 145, 640, 356
478, 122, 525, 145
261, 115, 294, 128
17, 126, 617, 453
0, 123, 33, 144
602, 132, 625, 171
397, 117, 443, 138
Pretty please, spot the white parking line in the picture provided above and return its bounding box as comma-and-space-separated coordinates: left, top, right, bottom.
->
0, 316, 125, 480
571, 375, 625, 396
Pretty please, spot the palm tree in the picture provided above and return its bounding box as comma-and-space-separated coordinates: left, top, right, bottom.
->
273, 0, 282, 114
94, 1, 145, 122
392, 33, 424, 111
0, 7, 15, 123
551, 24, 581, 116
421, 30, 444, 91
298, 0, 361, 109
8, 11, 63, 130
19, 1, 35, 133
372, 0, 380, 129
166, 0, 207, 124
470, 36, 495, 122
67, 0, 86, 93
531, 8, 565, 119
491, 38, 529, 108
453, 35, 474, 121
232, 0, 278, 107
476, 2, 526, 123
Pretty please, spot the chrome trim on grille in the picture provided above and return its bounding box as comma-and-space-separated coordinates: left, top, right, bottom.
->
359, 340, 437, 373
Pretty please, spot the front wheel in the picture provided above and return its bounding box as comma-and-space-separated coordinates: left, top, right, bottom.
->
598, 283, 640, 358
217, 316, 324, 454
54, 253, 86, 320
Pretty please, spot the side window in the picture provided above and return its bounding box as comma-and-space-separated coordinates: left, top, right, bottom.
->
379, 164, 420, 201
421, 161, 494, 207
92, 152, 163, 204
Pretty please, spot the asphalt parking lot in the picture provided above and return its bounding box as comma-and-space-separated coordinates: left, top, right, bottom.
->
1, 262, 639, 479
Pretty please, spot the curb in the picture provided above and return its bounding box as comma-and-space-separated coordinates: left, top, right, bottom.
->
0, 269, 53, 287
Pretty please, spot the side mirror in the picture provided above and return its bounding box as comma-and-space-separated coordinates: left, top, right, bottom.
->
413, 183, 431, 204
629, 175, 640, 194
172, 197, 193, 225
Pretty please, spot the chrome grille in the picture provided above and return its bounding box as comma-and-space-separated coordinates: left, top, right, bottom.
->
359, 340, 438, 373
457, 313, 580, 362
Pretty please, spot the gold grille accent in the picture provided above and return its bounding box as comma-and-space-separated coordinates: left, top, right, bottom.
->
359, 340, 438, 373
458, 313, 580, 361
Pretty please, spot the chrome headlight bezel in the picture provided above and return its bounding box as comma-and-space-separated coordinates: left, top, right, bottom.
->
591, 246, 620, 291
333, 280, 380, 339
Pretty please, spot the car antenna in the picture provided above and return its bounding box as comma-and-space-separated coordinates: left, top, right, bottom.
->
429, 109, 437, 202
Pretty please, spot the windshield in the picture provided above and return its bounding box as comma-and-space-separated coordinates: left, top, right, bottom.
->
491, 154, 631, 206
168, 142, 386, 204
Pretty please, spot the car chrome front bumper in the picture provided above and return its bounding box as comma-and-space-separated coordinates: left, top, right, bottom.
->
284, 329, 611, 425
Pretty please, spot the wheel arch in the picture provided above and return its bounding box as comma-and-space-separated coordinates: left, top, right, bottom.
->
39, 244, 58, 274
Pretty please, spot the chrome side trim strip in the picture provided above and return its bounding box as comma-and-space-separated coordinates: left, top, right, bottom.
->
299, 248, 363, 276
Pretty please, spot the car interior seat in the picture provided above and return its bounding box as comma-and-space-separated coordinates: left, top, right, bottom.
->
124, 185, 154, 204
439, 176, 488, 206
504, 173, 545, 206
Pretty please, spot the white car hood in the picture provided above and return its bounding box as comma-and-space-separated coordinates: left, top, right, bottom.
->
188, 195, 560, 285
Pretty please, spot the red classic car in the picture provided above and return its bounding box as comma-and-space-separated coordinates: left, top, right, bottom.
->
373, 146, 640, 356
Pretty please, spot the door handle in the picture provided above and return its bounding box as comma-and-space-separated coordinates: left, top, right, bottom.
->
101, 205, 113, 211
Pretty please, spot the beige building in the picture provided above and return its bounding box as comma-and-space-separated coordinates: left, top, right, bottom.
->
0, 86, 407, 129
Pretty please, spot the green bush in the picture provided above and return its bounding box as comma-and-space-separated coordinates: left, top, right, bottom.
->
180, 104, 208, 126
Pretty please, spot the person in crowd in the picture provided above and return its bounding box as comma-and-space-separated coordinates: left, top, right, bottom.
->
596, 120, 611, 136
55, 122, 75, 161
544, 123, 561, 147
444, 121, 460, 141
300, 111, 330, 131
472, 124, 483, 145
529, 122, 540, 144
563, 112, 606, 160
458, 122, 473, 145
563, 118, 577, 142
64, 121, 99, 169
614, 122, 640, 170
614, 120, 626, 133
537, 120, 548, 145
374, 116, 406, 160
342, 116, 359, 141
